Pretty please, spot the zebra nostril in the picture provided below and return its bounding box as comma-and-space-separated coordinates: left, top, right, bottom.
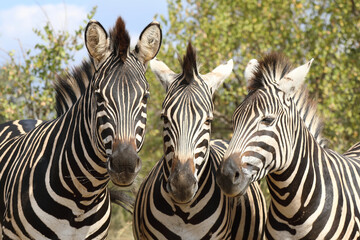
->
108, 157, 115, 170
135, 157, 142, 172
234, 171, 240, 183
166, 181, 172, 193
136, 157, 141, 166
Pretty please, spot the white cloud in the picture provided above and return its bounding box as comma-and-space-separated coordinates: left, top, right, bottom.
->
0, 1, 169, 64
0, 4, 88, 61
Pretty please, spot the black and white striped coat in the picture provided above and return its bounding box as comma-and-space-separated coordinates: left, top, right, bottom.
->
133, 43, 266, 240
0, 17, 161, 239
217, 53, 360, 239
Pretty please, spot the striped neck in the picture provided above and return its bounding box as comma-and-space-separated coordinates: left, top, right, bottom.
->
55, 85, 109, 203
267, 111, 324, 214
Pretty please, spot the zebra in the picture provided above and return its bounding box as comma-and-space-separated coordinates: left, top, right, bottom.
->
344, 142, 360, 159
0, 59, 133, 213
54, 60, 94, 117
243, 58, 328, 147
0, 16, 162, 239
216, 52, 360, 239
133, 43, 266, 239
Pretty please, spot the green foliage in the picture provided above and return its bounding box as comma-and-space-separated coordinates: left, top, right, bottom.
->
139, 71, 166, 174
0, 6, 96, 121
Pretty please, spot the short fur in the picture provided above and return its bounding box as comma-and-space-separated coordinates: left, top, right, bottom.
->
293, 85, 327, 146
55, 17, 130, 117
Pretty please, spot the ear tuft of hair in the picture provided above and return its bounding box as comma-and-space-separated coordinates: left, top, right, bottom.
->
181, 42, 197, 83
110, 17, 130, 61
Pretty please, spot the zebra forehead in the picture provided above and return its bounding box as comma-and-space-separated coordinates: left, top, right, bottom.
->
166, 69, 212, 103
98, 57, 148, 89
233, 88, 275, 116
235, 74, 326, 147
164, 86, 212, 112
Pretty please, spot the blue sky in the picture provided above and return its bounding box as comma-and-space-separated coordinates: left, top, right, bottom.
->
0, 0, 168, 64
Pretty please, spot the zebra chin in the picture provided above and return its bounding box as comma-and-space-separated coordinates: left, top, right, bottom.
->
106, 140, 142, 187
216, 157, 251, 197
107, 166, 140, 187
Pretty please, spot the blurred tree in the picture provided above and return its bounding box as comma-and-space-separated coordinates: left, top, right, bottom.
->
0, 6, 97, 120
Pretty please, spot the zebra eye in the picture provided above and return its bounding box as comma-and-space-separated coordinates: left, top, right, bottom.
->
95, 91, 105, 103
261, 117, 275, 126
161, 114, 169, 124
142, 93, 150, 104
204, 118, 212, 126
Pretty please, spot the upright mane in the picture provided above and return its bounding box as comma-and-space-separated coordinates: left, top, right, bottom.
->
180, 42, 198, 84
248, 52, 292, 91
110, 17, 130, 61
55, 60, 94, 116
249, 52, 327, 147
292, 85, 327, 147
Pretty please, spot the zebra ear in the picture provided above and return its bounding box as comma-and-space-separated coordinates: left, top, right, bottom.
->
85, 20, 111, 68
202, 59, 233, 95
279, 58, 314, 96
150, 58, 177, 91
244, 59, 259, 90
134, 21, 162, 65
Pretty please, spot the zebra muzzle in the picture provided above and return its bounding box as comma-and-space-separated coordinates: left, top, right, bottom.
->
216, 156, 251, 197
166, 160, 198, 204
107, 139, 142, 187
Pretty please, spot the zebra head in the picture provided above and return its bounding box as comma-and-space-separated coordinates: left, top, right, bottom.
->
151, 42, 233, 203
84, 17, 162, 187
216, 53, 313, 197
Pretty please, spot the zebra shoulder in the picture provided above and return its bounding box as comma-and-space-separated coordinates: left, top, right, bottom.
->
0, 119, 43, 143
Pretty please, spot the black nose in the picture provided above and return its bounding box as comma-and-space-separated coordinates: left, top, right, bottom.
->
109, 140, 141, 174
216, 156, 250, 197
167, 160, 198, 203
107, 140, 142, 187
218, 157, 241, 185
